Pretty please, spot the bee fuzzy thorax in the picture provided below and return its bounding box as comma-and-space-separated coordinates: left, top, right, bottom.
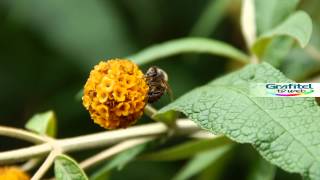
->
145, 66, 170, 103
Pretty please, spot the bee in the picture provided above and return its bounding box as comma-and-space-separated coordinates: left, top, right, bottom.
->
145, 66, 172, 103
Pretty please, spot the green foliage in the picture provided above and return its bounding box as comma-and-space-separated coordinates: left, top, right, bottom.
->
54, 154, 88, 180
25, 110, 57, 137
254, 0, 300, 67
259, 37, 294, 68
190, 0, 232, 36
141, 136, 233, 161
91, 143, 148, 180
252, 11, 312, 57
255, 0, 300, 34
247, 157, 276, 180
2, 0, 320, 179
156, 63, 320, 180
128, 38, 250, 65
151, 110, 178, 125
172, 144, 233, 180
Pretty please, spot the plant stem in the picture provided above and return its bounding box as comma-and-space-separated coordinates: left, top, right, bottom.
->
31, 151, 59, 180
240, 0, 260, 64
21, 158, 43, 171
250, 55, 259, 64
144, 105, 158, 120
306, 45, 320, 62
0, 119, 199, 164
0, 126, 46, 144
190, 131, 218, 139
241, 0, 256, 49
80, 137, 154, 169
0, 144, 52, 164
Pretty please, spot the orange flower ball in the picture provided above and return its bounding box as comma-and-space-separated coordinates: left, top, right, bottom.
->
82, 59, 149, 129
0, 166, 29, 180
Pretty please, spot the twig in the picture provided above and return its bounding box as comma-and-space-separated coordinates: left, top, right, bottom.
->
0, 143, 52, 164
241, 0, 256, 49
250, 55, 259, 64
240, 0, 259, 64
31, 151, 58, 180
21, 158, 43, 171
190, 131, 218, 139
80, 137, 155, 170
144, 105, 158, 121
0, 119, 199, 164
58, 119, 197, 152
0, 126, 46, 144
305, 45, 320, 62
31, 137, 62, 180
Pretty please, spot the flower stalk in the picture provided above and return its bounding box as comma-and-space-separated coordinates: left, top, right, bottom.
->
0, 119, 200, 165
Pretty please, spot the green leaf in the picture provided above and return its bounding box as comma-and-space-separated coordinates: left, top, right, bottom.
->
254, 0, 300, 67
190, 0, 232, 36
197, 148, 232, 180
281, 24, 320, 81
156, 62, 320, 180
173, 144, 233, 180
247, 157, 276, 180
91, 143, 148, 180
141, 136, 233, 161
151, 110, 178, 125
252, 11, 312, 57
261, 36, 294, 68
128, 38, 250, 65
255, 0, 300, 34
54, 154, 88, 180
282, 47, 320, 81
25, 110, 57, 137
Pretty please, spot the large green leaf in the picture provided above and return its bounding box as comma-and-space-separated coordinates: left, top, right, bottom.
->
156, 62, 320, 180
54, 154, 88, 180
252, 11, 312, 57
25, 110, 57, 137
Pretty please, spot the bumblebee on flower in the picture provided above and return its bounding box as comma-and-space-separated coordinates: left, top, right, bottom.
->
82, 59, 171, 129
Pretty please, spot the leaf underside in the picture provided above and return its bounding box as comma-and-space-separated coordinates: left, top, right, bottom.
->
156, 62, 320, 180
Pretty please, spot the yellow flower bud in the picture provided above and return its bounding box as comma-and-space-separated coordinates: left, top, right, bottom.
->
0, 166, 29, 180
82, 59, 149, 129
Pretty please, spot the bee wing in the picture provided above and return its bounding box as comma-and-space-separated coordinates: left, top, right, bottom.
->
162, 79, 174, 102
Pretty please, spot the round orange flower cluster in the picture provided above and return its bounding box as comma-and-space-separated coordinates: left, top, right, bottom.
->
82, 59, 149, 129
0, 166, 29, 180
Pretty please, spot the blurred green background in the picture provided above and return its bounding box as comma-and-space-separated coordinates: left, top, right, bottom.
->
0, 0, 320, 179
